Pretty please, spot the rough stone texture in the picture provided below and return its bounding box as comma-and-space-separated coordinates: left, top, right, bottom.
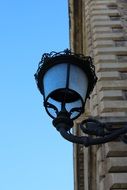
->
96, 62, 127, 72
117, 0, 127, 37
100, 100, 127, 112
105, 142, 127, 157
103, 173, 127, 189
94, 40, 114, 48
97, 71, 120, 81
99, 90, 123, 100
94, 47, 127, 55
91, 0, 117, 4
93, 32, 123, 41
94, 54, 116, 63
92, 20, 122, 28
92, 9, 120, 16
98, 80, 127, 90
69, 0, 127, 190
106, 157, 127, 172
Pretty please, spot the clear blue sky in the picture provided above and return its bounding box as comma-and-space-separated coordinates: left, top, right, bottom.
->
0, 1, 73, 190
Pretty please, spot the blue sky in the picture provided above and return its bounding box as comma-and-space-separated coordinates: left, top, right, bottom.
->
0, 1, 73, 190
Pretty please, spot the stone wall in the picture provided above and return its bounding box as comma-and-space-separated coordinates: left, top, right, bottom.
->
84, 0, 127, 119
69, 0, 127, 189
97, 142, 127, 189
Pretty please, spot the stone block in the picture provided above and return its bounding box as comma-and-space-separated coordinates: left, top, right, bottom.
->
91, 5, 107, 11
91, 15, 109, 22
91, 87, 97, 96
100, 100, 127, 113
106, 157, 127, 172
93, 32, 124, 41
105, 142, 127, 157
94, 47, 127, 56
98, 80, 127, 91
92, 9, 120, 16
97, 146, 103, 162
97, 146, 106, 179
92, 20, 122, 28
93, 40, 114, 48
91, 105, 98, 117
96, 62, 127, 72
92, 95, 98, 108
92, 0, 117, 5
94, 54, 116, 63
98, 161, 106, 180
103, 173, 127, 189
99, 90, 123, 100
99, 178, 105, 190
100, 111, 127, 117
97, 71, 120, 81
93, 27, 112, 34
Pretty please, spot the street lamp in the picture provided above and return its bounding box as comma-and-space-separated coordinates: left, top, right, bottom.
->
35, 49, 127, 147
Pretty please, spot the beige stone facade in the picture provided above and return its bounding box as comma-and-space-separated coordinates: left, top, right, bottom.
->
69, 0, 127, 189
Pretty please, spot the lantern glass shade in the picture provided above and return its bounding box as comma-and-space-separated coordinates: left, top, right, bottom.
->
43, 62, 88, 119
69, 64, 88, 100
44, 63, 67, 99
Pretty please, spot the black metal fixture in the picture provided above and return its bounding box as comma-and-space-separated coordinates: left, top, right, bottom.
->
35, 49, 127, 147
